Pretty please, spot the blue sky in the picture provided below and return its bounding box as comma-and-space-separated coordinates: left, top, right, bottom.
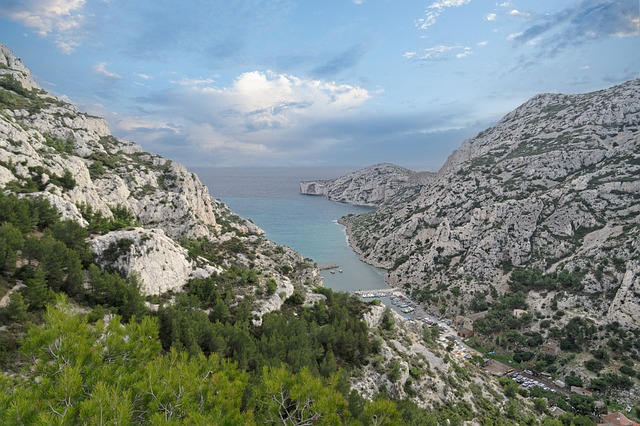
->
1, 1, 638, 171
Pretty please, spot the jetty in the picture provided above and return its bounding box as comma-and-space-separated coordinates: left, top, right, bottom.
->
354, 288, 401, 297
319, 264, 339, 271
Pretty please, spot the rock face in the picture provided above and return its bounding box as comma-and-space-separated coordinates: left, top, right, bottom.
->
343, 79, 640, 328
90, 228, 220, 295
300, 163, 433, 206
0, 44, 313, 299
0, 45, 262, 243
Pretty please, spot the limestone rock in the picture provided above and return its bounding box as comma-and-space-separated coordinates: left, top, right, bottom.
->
90, 228, 220, 295
0, 44, 261, 241
0, 45, 40, 91
300, 163, 433, 206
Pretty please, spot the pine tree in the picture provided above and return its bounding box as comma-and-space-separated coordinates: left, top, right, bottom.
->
5, 291, 28, 321
24, 267, 52, 310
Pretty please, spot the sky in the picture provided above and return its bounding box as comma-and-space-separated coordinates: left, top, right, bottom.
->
0, 1, 638, 171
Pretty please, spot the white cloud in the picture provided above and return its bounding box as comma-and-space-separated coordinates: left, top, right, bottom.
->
508, 9, 530, 18
525, 36, 542, 46
1, 0, 86, 53
405, 44, 473, 61
456, 47, 472, 58
174, 77, 217, 87
506, 32, 522, 41
123, 70, 372, 165
134, 73, 151, 80
417, 0, 471, 30
477, 40, 489, 47
430, 0, 471, 8
196, 71, 370, 119
352, 0, 365, 4
94, 62, 122, 79
485, 13, 497, 21
496, 1, 511, 7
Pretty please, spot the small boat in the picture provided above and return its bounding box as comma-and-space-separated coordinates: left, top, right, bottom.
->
338, 269, 343, 273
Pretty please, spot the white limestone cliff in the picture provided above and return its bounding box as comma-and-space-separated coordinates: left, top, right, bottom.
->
90, 228, 220, 295
300, 163, 433, 206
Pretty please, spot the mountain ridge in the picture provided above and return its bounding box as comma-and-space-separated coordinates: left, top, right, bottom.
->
342, 78, 639, 324
300, 162, 434, 206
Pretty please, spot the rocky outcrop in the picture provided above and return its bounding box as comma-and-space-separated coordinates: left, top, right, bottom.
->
343, 79, 640, 329
300, 163, 433, 206
0, 45, 260, 242
90, 228, 220, 295
0, 45, 39, 91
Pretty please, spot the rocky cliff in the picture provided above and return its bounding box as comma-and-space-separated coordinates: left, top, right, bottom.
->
0, 44, 318, 302
300, 163, 433, 206
343, 80, 640, 328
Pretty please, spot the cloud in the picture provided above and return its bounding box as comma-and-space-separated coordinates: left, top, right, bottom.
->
404, 44, 472, 61
456, 47, 473, 58
352, 0, 365, 4
510, 0, 640, 57
417, 0, 471, 30
116, 71, 371, 166
477, 40, 489, 47
508, 9, 530, 18
485, 13, 497, 21
94, 62, 122, 79
0, 0, 86, 53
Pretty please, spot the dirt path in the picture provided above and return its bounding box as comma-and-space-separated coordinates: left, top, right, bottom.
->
0, 282, 25, 308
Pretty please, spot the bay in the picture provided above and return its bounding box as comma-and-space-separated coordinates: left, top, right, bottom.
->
193, 167, 391, 294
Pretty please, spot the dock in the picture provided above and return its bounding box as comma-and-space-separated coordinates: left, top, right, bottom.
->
319, 264, 339, 271
354, 288, 401, 297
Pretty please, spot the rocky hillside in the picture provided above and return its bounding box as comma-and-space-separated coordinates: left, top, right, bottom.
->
0, 44, 320, 306
300, 163, 433, 206
343, 80, 640, 327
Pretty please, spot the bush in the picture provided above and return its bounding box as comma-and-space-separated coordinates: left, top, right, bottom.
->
266, 279, 277, 295
565, 373, 583, 387
513, 350, 534, 363
619, 365, 636, 377
584, 359, 604, 373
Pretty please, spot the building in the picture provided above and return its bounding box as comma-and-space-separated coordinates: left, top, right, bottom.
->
452, 311, 487, 338
513, 309, 528, 318
571, 386, 593, 397
598, 412, 640, 426
458, 320, 474, 338
541, 340, 562, 356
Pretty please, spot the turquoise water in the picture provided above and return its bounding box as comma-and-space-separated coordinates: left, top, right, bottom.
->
194, 167, 390, 294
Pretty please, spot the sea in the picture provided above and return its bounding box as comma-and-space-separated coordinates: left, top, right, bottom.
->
193, 167, 391, 295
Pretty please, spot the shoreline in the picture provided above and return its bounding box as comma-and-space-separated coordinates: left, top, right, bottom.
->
337, 215, 391, 274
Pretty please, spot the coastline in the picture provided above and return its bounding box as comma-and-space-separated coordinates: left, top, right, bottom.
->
337, 215, 391, 271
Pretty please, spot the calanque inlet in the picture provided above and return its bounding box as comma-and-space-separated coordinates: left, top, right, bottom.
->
0, 43, 639, 425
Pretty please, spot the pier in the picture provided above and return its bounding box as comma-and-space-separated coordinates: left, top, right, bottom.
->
319, 264, 339, 271
354, 288, 401, 296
